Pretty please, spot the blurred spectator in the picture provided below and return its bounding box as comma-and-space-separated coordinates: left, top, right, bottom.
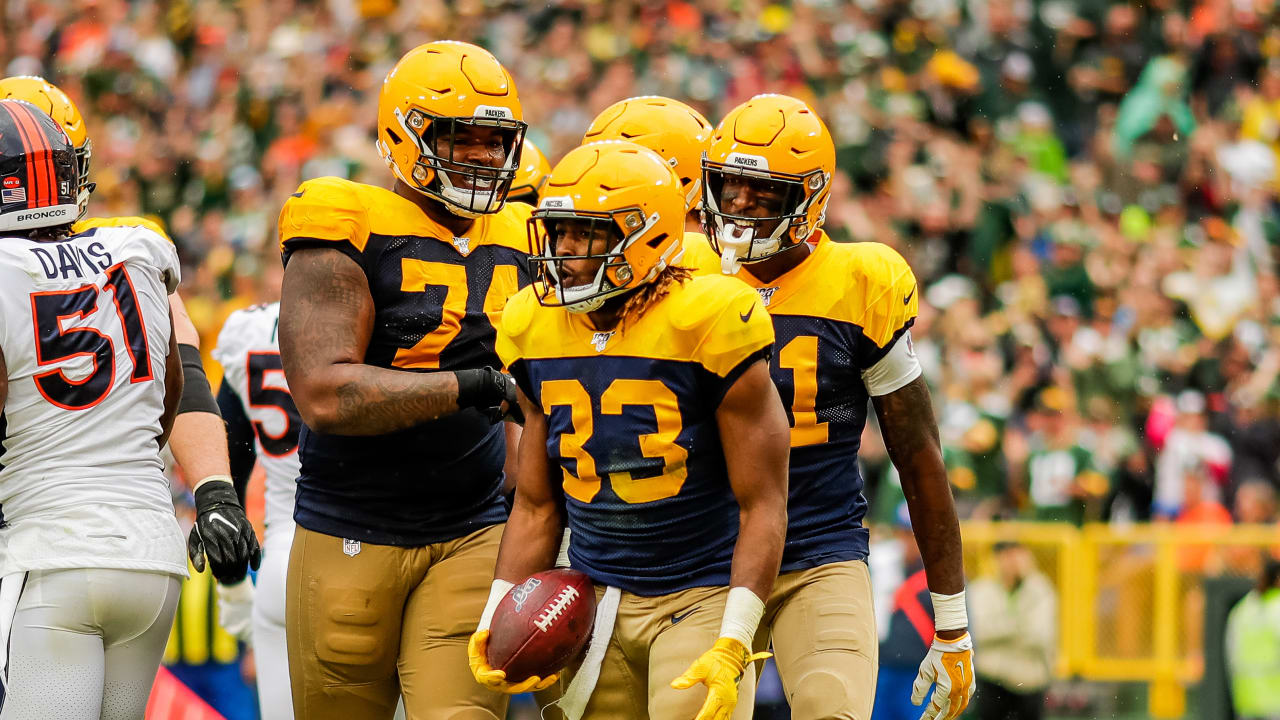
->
1154, 390, 1233, 518
970, 541, 1057, 720
1224, 558, 1280, 720
872, 511, 934, 720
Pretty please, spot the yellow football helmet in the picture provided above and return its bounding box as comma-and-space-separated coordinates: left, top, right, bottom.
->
529, 141, 685, 313
702, 93, 835, 273
0, 76, 93, 217
376, 41, 527, 218
507, 138, 551, 204
582, 96, 713, 211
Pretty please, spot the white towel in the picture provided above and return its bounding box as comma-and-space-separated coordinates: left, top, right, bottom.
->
548, 585, 621, 720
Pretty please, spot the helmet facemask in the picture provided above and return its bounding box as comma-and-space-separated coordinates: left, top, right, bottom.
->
529, 207, 666, 314
391, 106, 527, 218
701, 159, 827, 274
75, 137, 95, 219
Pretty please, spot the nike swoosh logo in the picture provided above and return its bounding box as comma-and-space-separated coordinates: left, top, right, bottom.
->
671, 607, 699, 625
739, 304, 755, 323
903, 287, 915, 306
290, 191, 305, 198
209, 513, 239, 532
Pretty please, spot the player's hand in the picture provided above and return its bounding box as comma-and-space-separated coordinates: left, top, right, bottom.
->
671, 637, 771, 720
216, 579, 255, 644
467, 629, 558, 693
188, 478, 262, 584
911, 632, 976, 720
455, 367, 524, 424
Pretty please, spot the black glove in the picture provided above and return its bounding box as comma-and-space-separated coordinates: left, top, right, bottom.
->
455, 367, 524, 425
188, 479, 262, 584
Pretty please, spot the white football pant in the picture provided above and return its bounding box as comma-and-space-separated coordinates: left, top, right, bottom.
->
0, 568, 180, 720
253, 523, 294, 719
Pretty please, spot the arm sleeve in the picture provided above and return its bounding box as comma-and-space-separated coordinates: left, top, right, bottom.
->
177, 343, 221, 416
862, 331, 923, 396
278, 177, 371, 267
217, 382, 257, 503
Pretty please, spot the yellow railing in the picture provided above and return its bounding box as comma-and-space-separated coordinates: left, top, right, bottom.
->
959, 522, 1280, 718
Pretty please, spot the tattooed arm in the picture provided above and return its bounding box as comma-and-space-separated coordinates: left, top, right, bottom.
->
872, 375, 967, 639
279, 247, 463, 436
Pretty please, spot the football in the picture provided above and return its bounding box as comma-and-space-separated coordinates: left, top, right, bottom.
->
486, 569, 596, 682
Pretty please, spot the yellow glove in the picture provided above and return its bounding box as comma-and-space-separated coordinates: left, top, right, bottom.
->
466, 629, 560, 694
671, 637, 771, 720
911, 632, 976, 720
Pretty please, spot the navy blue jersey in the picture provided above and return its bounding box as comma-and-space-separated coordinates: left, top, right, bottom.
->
279, 177, 532, 546
498, 275, 773, 596
687, 234, 919, 571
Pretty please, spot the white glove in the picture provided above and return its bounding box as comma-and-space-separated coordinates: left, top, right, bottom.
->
911, 632, 976, 720
216, 579, 255, 645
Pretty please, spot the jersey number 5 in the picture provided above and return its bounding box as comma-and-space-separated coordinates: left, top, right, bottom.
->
247, 351, 301, 457
30, 264, 154, 411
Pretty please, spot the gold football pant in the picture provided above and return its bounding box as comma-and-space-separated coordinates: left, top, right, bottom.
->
755, 560, 879, 720
566, 584, 759, 720
286, 524, 508, 720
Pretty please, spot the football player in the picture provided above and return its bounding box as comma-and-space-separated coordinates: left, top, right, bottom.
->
0, 75, 260, 587
582, 95, 713, 231
686, 94, 976, 720
468, 140, 791, 720
0, 100, 186, 719
277, 41, 531, 719
211, 299, 301, 719
506, 138, 552, 206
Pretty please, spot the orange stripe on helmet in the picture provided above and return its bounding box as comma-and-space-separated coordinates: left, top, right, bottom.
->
10, 102, 56, 208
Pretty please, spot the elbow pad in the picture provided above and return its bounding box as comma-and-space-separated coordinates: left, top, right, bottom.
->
178, 343, 221, 416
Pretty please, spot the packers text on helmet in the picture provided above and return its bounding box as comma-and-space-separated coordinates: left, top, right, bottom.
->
376, 41, 527, 218
529, 140, 685, 313
702, 94, 835, 274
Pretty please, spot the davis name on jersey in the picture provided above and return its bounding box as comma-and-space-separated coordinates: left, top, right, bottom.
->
279, 176, 532, 546
685, 233, 920, 572
497, 274, 773, 596
0, 223, 186, 578
213, 302, 300, 534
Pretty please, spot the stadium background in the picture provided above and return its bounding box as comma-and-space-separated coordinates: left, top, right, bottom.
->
4, 0, 1280, 718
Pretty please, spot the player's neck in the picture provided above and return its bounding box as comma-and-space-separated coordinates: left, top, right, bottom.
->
741, 241, 812, 285
394, 181, 476, 238
586, 295, 627, 333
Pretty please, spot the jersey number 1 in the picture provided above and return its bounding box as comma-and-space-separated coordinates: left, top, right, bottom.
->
31, 264, 154, 411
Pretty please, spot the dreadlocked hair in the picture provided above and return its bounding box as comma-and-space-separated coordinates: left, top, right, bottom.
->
617, 264, 692, 330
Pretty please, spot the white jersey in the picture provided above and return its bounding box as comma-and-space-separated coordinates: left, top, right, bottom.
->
212, 302, 300, 535
0, 224, 187, 578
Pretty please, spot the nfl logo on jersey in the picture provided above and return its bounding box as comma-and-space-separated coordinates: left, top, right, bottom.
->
757, 287, 779, 307
591, 331, 614, 353
342, 538, 362, 557
452, 236, 470, 255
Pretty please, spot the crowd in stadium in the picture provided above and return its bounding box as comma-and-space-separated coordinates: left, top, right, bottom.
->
7, 0, 1273, 531
4, 0, 1278, 511
3, 1, 1279, 719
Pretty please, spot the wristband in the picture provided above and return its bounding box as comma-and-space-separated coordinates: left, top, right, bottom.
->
193, 474, 234, 492
930, 589, 968, 631
478, 579, 515, 632
718, 586, 766, 648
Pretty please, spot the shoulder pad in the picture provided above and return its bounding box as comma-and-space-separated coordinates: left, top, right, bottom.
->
668, 274, 751, 332
495, 286, 539, 369
279, 177, 372, 254
74, 215, 173, 244
675, 231, 722, 277
843, 242, 918, 349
